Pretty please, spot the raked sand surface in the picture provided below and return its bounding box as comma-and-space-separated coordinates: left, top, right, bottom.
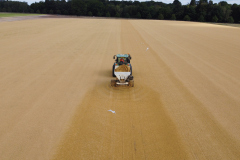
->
0, 17, 240, 159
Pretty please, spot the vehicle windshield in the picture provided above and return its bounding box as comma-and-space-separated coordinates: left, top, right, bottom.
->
118, 57, 127, 63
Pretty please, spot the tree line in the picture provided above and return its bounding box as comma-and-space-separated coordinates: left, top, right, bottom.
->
0, 0, 240, 23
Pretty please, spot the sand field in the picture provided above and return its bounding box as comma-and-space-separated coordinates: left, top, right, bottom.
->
0, 17, 240, 159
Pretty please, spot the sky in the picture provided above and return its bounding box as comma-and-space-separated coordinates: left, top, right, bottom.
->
14, 0, 240, 5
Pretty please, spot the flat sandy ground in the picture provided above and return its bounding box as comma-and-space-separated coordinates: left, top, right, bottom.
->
0, 17, 240, 160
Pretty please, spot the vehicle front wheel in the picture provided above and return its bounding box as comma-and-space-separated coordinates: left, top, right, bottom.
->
112, 65, 116, 77
130, 65, 132, 75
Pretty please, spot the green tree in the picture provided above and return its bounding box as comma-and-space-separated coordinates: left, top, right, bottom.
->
36, 9, 40, 13
158, 13, 164, 20
198, 15, 205, 22
49, 9, 53, 14
115, 12, 120, 17
63, 10, 69, 15
209, 0, 213, 5
227, 16, 234, 23
71, 0, 87, 16
162, 6, 172, 19
212, 15, 218, 22
115, 5, 122, 17
221, 6, 232, 22
173, 0, 183, 19
88, 11, 93, 16
43, 9, 47, 14
183, 15, 191, 21
173, 0, 181, 7
187, 6, 196, 21
190, 0, 196, 6
106, 12, 111, 17
196, 0, 207, 21
200, 0, 208, 4
231, 4, 240, 24
2, 0, 239, 24
97, 11, 102, 17
139, 3, 149, 18
219, 1, 228, 7
136, 12, 141, 18
171, 14, 176, 20
146, 13, 152, 19
56, 10, 61, 14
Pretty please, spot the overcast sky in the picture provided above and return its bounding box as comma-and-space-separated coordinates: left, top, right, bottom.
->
17, 0, 240, 5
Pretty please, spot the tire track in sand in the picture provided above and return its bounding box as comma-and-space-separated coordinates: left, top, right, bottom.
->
125, 20, 240, 159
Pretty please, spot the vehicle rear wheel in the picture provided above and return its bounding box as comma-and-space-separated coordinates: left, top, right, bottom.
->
129, 80, 134, 87
111, 80, 116, 87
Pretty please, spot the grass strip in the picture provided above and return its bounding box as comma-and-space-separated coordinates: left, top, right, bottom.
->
0, 13, 42, 17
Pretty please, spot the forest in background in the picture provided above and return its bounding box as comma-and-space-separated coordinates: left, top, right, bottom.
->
0, 0, 240, 23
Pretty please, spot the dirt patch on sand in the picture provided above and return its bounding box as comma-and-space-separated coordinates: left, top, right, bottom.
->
52, 85, 188, 160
